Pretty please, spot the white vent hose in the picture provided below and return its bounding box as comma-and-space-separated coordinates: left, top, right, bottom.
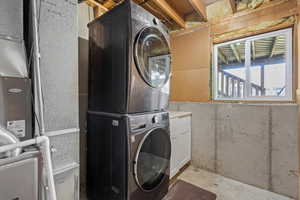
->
0, 126, 21, 158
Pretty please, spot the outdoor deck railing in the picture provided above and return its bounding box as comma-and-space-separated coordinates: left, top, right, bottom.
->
218, 70, 265, 98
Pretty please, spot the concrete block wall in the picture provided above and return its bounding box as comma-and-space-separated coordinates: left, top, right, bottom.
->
38, 0, 79, 199
169, 102, 299, 199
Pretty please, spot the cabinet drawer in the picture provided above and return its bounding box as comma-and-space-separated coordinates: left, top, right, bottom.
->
170, 116, 191, 135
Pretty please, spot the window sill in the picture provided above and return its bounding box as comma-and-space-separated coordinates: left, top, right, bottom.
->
212, 99, 296, 104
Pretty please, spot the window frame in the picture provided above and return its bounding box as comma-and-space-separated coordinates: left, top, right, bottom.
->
213, 28, 293, 101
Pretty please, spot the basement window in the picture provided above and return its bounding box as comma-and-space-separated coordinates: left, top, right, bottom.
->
213, 28, 293, 101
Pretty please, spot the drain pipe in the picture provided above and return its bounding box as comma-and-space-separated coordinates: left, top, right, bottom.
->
32, 0, 45, 136
0, 136, 57, 200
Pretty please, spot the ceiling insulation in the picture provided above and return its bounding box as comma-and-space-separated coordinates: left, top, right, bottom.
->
214, 16, 295, 43
237, 0, 273, 11
206, 0, 233, 21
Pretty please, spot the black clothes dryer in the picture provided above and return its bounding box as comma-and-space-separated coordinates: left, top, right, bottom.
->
88, 0, 171, 114
87, 111, 171, 200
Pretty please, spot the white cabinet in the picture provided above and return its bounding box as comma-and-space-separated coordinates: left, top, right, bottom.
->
169, 113, 191, 178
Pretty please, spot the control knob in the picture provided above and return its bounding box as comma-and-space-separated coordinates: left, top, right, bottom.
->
152, 116, 159, 124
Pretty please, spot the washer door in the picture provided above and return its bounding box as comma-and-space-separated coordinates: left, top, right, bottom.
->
134, 128, 171, 192
134, 26, 171, 88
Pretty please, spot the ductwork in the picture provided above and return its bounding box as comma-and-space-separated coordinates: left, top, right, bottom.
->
0, 0, 28, 78
0, 126, 21, 158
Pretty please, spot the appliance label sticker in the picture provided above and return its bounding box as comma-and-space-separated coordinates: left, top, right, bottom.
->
7, 120, 26, 138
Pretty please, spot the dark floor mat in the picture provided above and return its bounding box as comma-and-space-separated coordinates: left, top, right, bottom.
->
163, 180, 217, 200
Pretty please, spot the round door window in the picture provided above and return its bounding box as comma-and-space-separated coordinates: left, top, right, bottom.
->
134, 27, 171, 88
134, 128, 171, 191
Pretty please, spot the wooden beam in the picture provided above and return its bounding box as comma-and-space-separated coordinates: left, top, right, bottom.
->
218, 49, 228, 64
86, 0, 108, 11
188, 0, 207, 21
152, 0, 186, 28
270, 36, 278, 58
103, 0, 116, 9
211, 0, 298, 35
230, 44, 241, 63
86, 0, 108, 17
251, 41, 256, 60
227, 0, 236, 13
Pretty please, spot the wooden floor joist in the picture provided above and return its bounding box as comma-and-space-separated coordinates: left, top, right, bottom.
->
85, 0, 108, 17
188, 0, 207, 21
270, 36, 278, 58
227, 0, 236, 13
103, 0, 117, 9
230, 44, 241, 63
152, 0, 186, 28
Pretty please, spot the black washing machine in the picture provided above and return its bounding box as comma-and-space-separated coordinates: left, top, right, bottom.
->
88, 0, 171, 114
87, 111, 171, 200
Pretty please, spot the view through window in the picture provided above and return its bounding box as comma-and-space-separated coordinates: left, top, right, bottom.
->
213, 28, 292, 101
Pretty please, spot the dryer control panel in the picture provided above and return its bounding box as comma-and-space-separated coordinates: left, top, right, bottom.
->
129, 112, 169, 133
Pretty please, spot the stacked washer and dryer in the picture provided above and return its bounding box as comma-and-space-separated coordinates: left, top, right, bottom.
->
87, 1, 172, 200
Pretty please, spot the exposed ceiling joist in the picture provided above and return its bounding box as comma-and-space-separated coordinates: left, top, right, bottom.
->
152, 0, 186, 28
85, 0, 108, 17
270, 36, 278, 58
188, 0, 207, 21
227, 0, 236, 13
103, 0, 117, 9
230, 44, 241, 63
218, 49, 228, 64
251, 41, 256, 60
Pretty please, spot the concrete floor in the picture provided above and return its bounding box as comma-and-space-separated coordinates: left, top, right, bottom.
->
169, 102, 299, 198
80, 166, 295, 200
178, 166, 294, 200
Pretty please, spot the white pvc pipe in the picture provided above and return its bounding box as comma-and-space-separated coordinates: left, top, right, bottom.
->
32, 0, 46, 136
0, 136, 57, 200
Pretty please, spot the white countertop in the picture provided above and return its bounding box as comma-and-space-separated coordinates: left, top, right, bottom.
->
168, 111, 192, 119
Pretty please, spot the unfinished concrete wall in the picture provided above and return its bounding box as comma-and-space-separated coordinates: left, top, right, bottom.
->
38, 0, 79, 199
169, 102, 299, 199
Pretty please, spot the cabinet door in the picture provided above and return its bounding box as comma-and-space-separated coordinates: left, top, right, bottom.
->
169, 116, 192, 178
178, 130, 191, 167
170, 133, 178, 178
170, 118, 179, 178
182, 116, 191, 165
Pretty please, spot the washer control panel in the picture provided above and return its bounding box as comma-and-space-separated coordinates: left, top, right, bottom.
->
152, 115, 159, 124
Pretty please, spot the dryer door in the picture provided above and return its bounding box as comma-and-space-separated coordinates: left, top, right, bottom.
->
134, 26, 171, 88
134, 128, 171, 192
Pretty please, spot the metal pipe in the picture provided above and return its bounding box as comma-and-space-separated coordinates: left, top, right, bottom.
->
0, 136, 57, 200
0, 126, 21, 158
32, 0, 45, 135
